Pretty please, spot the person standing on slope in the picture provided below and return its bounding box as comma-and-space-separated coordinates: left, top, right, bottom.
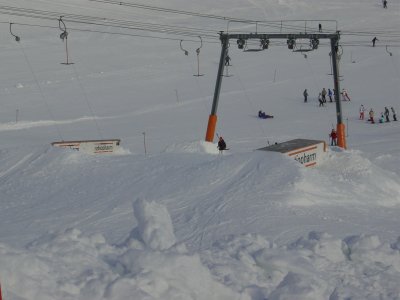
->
303, 89, 308, 103
342, 89, 351, 101
359, 104, 366, 120
369, 109, 375, 124
318, 93, 324, 107
321, 88, 327, 103
328, 88, 333, 102
217, 136, 227, 153
384, 107, 390, 122
329, 129, 337, 146
391, 107, 397, 121
372, 37, 378, 47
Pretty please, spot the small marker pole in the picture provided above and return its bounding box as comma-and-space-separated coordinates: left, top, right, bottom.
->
16, 109, 19, 123
0, 282, 3, 300
175, 89, 179, 103
142, 132, 147, 156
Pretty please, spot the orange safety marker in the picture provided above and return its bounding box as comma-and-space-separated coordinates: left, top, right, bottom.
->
337, 123, 347, 149
0, 282, 3, 300
205, 114, 217, 142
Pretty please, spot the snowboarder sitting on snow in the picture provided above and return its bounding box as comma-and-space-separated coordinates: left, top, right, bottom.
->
379, 113, 385, 123
217, 136, 227, 153
391, 107, 397, 121
329, 129, 337, 146
258, 110, 274, 119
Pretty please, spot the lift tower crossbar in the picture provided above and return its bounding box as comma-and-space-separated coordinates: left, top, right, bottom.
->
205, 31, 346, 149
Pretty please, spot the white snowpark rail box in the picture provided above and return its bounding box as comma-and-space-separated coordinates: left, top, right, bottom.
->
257, 139, 326, 167
51, 139, 121, 154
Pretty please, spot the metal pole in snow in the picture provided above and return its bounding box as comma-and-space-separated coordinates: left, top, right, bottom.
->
142, 132, 147, 156
16, 109, 19, 123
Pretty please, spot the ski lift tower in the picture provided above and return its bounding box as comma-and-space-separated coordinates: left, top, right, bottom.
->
205, 31, 346, 149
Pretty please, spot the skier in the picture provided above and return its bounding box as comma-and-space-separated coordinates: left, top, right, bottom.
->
303, 89, 308, 102
369, 109, 375, 124
321, 88, 327, 103
359, 104, 366, 120
225, 55, 231, 66
342, 89, 351, 101
217, 136, 227, 153
391, 107, 397, 121
328, 88, 333, 102
372, 37, 378, 47
318, 93, 324, 106
383, 0, 387, 8
329, 129, 337, 146
384, 107, 390, 122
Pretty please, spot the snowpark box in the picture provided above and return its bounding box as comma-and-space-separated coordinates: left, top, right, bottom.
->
258, 139, 326, 167
51, 139, 121, 154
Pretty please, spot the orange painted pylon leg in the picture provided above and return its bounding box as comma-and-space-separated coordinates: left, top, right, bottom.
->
337, 123, 347, 149
205, 114, 217, 142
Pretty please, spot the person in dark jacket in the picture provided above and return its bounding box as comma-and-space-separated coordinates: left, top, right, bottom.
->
258, 110, 274, 119
372, 37, 378, 47
391, 107, 397, 121
303, 89, 308, 102
217, 136, 227, 153
384, 107, 390, 122
321, 88, 327, 103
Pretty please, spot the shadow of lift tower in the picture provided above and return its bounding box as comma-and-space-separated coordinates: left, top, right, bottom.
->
205, 31, 347, 149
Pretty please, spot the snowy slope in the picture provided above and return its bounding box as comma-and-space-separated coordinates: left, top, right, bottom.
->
0, 0, 400, 299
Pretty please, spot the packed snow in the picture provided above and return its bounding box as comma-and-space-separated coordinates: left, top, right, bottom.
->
0, 0, 400, 299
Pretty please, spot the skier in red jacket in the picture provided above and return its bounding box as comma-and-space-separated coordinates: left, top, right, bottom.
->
329, 129, 337, 146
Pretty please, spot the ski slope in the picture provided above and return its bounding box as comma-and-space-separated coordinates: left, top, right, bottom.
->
0, 0, 400, 299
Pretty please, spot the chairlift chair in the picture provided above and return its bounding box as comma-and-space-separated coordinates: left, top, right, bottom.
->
243, 40, 263, 52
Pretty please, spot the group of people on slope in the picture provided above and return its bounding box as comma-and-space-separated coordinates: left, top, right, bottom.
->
303, 88, 350, 105
360, 105, 397, 124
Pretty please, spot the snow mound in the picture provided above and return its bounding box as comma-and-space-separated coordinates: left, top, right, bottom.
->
0, 200, 248, 300
163, 140, 219, 154
133, 198, 177, 250
292, 149, 400, 206
1, 200, 400, 300
202, 231, 400, 299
